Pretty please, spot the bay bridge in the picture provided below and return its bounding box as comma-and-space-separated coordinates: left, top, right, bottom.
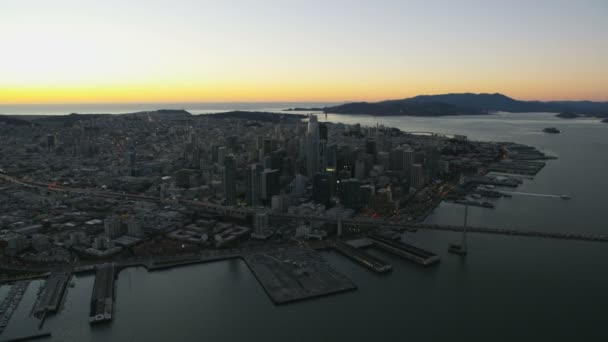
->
1, 173, 607, 244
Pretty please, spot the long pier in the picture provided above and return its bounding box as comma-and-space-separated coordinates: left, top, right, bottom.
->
89, 263, 115, 324
0, 281, 30, 335
32, 272, 70, 316
3, 174, 608, 243
369, 234, 440, 266
334, 242, 392, 273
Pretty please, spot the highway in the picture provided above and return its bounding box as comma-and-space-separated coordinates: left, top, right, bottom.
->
2, 173, 607, 243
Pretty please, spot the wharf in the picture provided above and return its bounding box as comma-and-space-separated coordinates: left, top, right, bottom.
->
464, 176, 521, 188
0, 332, 51, 342
89, 263, 115, 324
455, 199, 495, 208
369, 234, 440, 266
488, 160, 545, 176
32, 271, 70, 315
0, 281, 30, 335
243, 247, 356, 304
334, 242, 392, 273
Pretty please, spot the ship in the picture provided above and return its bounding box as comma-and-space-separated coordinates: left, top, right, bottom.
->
543, 127, 561, 134
560, 195, 571, 200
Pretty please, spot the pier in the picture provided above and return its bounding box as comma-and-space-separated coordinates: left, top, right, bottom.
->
369, 234, 440, 266
32, 271, 70, 316
0, 281, 30, 335
334, 242, 392, 273
89, 263, 115, 324
243, 247, 356, 304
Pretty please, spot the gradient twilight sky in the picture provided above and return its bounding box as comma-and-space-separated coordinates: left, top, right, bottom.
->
1, 0, 607, 104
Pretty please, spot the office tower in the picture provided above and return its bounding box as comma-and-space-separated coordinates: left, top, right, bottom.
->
313, 173, 331, 205
261, 169, 280, 201
411, 163, 425, 190
271, 194, 288, 213
252, 212, 271, 239
104, 215, 122, 239
319, 140, 328, 172
404, 147, 415, 180
271, 149, 286, 171
306, 114, 320, 179
355, 159, 366, 180
319, 123, 328, 140
425, 145, 441, 180
263, 139, 272, 156
327, 144, 338, 170
127, 216, 144, 237
223, 155, 236, 205
217, 146, 228, 166
338, 178, 364, 209
365, 140, 377, 163
293, 174, 307, 197
246, 164, 263, 206
390, 147, 405, 171
125, 149, 136, 176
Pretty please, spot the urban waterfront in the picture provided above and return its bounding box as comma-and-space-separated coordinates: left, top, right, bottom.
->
1, 111, 607, 341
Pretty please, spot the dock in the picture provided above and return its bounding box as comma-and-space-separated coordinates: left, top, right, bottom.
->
0, 332, 52, 341
369, 233, 440, 266
32, 271, 70, 316
89, 263, 115, 324
334, 242, 392, 273
0, 281, 30, 335
243, 247, 356, 304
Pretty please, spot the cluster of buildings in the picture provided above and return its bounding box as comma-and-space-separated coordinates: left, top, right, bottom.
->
0, 110, 506, 265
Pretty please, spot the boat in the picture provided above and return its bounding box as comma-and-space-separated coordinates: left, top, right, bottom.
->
543, 127, 561, 134
560, 195, 571, 200
448, 243, 467, 255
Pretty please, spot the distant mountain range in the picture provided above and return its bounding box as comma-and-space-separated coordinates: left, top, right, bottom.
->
324, 93, 608, 117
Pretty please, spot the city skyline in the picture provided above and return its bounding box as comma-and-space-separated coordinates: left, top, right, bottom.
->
1, 0, 607, 104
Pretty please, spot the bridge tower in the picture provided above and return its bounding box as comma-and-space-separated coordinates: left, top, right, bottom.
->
448, 203, 468, 255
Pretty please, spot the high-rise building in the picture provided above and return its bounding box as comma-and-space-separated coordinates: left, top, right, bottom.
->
246, 164, 263, 206
338, 178, 364, 209
313, 173, 331, 205
365, 140, 377, 163
425, 145, 441, 180
404, 147, 415, 180
223, 155, 237, 205
327, 144, 338, 171
261, 169, 280, 201
390, 147, 405, 171
293, 174, 307, 197
355, 159, 366, 180
127, 216, 144, 237
104, 215, 122, 239
411, 163, 425, 190
306, 114, 320, 179
252, 212, 271, 239
263, 139, 272, 156
217, 146, 228, 166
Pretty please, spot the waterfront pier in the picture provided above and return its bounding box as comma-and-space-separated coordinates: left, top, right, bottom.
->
243, 247, 356, 304
334, 242, 392, 273
32, 271, 70, 316
369, 233, 440, 266
89, 263, 115, 323
0, 281, 30, 335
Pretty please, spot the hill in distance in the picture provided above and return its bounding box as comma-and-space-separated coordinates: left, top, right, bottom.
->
324, 93, 608, 117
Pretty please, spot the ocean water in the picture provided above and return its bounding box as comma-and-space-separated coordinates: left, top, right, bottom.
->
1, 109, 607, 341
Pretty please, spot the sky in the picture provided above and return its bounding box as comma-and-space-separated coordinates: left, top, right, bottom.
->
0, 0, 607, 104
